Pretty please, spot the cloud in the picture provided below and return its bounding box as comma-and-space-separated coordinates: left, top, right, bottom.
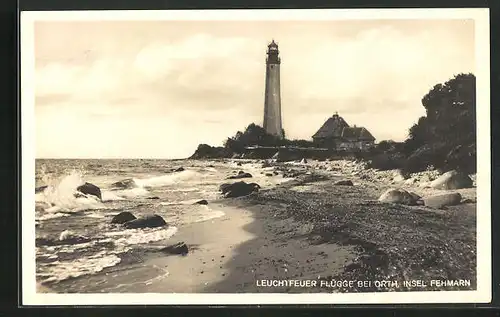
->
33, 20, 475, 158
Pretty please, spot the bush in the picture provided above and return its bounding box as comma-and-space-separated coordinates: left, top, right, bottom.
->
400, 142, 450, 175
366, 153, 405, 171
401, 73, 476, 173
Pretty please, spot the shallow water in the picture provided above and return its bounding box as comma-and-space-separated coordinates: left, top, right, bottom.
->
34, 158, 290, 286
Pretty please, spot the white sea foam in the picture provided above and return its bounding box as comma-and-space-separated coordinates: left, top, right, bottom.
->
38, 252, 122, 284
36, 212, 71, 221
103, 226, 178, 246
193, 209, 226, 223
101, 191, 127, 202
133, 170, 203, 188
168, 187, 201, 192
35, 171, 106, 216
111, 187, 150, 198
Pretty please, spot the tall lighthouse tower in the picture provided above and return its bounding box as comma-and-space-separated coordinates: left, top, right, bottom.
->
263, 39, 284, 139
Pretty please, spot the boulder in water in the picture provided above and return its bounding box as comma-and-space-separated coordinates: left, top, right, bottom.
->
430, 170, 473, 190
378, 188, 419, 205
173, 167, 185, 172
265, 173, 273, 177
423, 193, 462, 209
335, 180, 353, 186
111, 211, 137, 224
219, 183, 232, 194
160, 242, 189, 256
222, 181, 260, 198
111, 178, 137, 189
76, 182, 102, 200
194, 199, 208, 205
124, 214, 167, 229
300, 158, 308, 164
147, 196, 160, 200
227, 172, 253, 180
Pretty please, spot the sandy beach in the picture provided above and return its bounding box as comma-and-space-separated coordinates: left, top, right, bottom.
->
38, 159, 477, 294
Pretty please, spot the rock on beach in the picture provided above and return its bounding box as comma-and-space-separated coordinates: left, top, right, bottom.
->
220, 181, 260, 198
423, 193, 462, 209
378, 188, 420, 206
334, 180, 353, 186
430, 170, 473, 190
160, 242, 189, 256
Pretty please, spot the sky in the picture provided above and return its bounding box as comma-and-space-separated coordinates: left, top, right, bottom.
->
33, 18, 475, 159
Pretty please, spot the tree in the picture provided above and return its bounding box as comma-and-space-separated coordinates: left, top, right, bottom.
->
402, 73, 476, 173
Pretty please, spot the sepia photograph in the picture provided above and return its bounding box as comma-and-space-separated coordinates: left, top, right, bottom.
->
21, 9, 491, 305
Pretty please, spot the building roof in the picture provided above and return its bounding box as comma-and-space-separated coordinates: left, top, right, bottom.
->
312, 114, 350, 138
341, 126, 376, 141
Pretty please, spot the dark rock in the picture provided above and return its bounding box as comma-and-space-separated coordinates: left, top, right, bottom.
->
335, 180, 353, 186
430, 170, 473, 190
160, 242, 189, 256
111, 211, 137, 224
147, 196, 160, 200
222, 181, 261, 198
76, 182, 102, 200
111, 178, 137, 189
237, 162, 243, 166
194, 199, 208, 205
219, 183, 232, 194
227, 172, 253, 179
265, 173, 273, 177
423, 193, 462, 209
461, 198, 476, 204
238, 171, 245, 175
35, 185, 48, 194
173, 167, 185, 172
124, 214, 167, 229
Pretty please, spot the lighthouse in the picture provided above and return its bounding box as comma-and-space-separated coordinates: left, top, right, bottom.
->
263, 39, 284, 139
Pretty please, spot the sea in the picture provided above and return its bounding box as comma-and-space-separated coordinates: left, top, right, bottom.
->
34, 158, 291, 287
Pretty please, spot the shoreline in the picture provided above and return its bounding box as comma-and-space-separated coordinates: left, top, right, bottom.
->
37, 159, 477, 294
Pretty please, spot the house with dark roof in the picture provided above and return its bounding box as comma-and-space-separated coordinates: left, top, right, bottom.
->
312, 113, 375, 151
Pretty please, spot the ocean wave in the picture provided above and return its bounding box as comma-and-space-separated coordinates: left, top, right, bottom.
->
103, 226, 178, 246
38, 251, 122, 284
110, 187, 150, 199
35, 171, 106, 215
133, 170, 203, 188
101, 191, 127, 202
